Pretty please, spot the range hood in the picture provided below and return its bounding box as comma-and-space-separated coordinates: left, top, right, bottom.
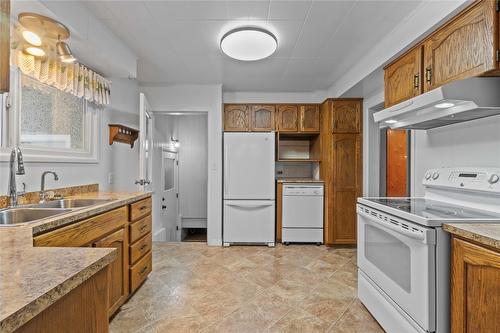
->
373, 77, 500, 130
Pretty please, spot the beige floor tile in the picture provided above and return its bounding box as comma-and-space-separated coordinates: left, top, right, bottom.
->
328, 299, 384, 333
269, 308, 331, 333
110, 243, 382, 333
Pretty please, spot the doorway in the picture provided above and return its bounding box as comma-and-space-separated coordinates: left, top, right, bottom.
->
153, 113, 208, 243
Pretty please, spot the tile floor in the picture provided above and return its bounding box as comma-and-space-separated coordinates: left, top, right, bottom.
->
110, 242, 384, 333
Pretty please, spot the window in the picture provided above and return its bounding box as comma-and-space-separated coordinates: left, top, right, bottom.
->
20, 75, 86, 150
0, 69, 99, 163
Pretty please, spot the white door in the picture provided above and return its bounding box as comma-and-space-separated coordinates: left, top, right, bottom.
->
137, 93, 153, 191
161, 150, 179, 241
224, 132, 275, 200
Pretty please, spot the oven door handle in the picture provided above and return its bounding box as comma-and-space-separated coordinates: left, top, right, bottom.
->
358, 210, 433, 244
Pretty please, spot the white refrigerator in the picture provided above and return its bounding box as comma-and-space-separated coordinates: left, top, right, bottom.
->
223, 132, 275, 246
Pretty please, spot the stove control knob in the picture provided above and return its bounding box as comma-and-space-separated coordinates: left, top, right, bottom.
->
488, 174, 500, 184
425, 172, 432, 180
432, 172, 440, 180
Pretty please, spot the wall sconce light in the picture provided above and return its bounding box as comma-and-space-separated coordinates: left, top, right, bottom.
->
170, 137, 180, 148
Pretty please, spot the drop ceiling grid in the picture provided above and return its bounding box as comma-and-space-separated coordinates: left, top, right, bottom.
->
83, 0, 423, 91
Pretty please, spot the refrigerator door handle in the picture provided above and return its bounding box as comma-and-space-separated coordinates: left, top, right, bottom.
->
226, 203, 274, 208
224, 144, 229, 195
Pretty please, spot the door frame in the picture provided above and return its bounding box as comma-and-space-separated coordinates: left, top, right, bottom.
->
138, 93, 154, 192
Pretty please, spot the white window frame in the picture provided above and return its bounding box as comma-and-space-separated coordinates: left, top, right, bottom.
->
0, 68, 100, 163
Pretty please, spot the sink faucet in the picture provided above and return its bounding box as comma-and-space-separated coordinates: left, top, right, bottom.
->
40, 171, 59, 203
8, 147, 25, 207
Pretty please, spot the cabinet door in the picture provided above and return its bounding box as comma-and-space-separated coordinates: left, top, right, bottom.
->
299, 105, 320, 132
451, 237, 500, 333
251, 105, 275, 131
224, 104, 250, 131
94, 228, 129, 316
277, 105, 299, 132
423, 0, 498, 92
384, 46, 423, 107
332, 100, 361, 134
329, 134, 362, 245
0, 0, 10, 93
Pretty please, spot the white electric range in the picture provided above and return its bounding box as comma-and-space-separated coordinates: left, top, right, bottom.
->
357, 167, 500, 333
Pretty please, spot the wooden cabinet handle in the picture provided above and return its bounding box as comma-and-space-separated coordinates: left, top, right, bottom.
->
139, 205, 148, 211
140, 224, 147, 232
140, 244, 147, 251
425, 67, 432, 83
413, 74, 419, 88
139, 266, 148, 274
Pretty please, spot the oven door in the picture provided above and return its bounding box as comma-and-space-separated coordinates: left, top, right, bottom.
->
357, 204, 436, 332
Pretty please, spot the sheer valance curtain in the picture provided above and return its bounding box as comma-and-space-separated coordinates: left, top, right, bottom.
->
11, 51, 111, 105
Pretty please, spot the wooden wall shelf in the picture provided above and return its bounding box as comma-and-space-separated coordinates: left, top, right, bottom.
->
109, 124, 139, 148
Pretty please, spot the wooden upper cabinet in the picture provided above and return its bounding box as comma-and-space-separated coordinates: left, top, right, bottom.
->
94, 227, 129, 316
451, 237, 500, 333
224, 104, 250, 131
277, 105, 299, 132
423, 0, 498, 92
300, 105, 320, 132
330, 134, 362, 244
332, 100, 361, 134
251, 105, 275, 131
384, 46, 423, 107
0, 0, 10, 93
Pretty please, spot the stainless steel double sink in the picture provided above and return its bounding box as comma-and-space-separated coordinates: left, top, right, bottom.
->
0, 199, 113, 226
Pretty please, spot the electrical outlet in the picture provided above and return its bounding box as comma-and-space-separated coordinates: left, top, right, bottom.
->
108, 172, 114, 184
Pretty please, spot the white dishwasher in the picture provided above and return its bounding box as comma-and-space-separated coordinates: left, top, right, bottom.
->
282, 184, 324, 244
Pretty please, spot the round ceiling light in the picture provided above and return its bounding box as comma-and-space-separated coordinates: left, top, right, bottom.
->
220, 27, 277, 61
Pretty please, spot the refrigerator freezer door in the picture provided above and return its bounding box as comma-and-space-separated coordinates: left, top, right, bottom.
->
223, 200, 275, 244
224, 133, 275, 200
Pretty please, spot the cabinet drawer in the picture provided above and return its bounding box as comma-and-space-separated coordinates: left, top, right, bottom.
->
130, 232, 152, 264
130, 215, 152, 244
34, 206, 128, 247
130, 197, 152, 222
130, 251, 152, 292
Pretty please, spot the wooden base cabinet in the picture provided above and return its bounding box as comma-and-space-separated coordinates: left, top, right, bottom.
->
15, 266, 109, 333
320, 99, 362, 246
128, 197, 153, 294
451, 237, 500, 333
94, 228, 129, 316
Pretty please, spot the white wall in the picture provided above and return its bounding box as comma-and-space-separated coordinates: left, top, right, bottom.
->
2, 1, 140, 196
411, 116, 500, 196
140, 84, 223, 246
178, 115, 208, 221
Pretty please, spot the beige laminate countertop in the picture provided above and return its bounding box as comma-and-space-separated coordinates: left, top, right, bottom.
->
0, 191, 151, 333
443, 223, 500, 251
276, 178, 324, 183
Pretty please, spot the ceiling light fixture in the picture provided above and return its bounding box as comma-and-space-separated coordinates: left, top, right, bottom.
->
24, 46, 45, 57
220, 27, 277, 61
56, 38, 76, 63
434, 102, 455, 109
385, 119, 398, 124
22, 30, 42, 46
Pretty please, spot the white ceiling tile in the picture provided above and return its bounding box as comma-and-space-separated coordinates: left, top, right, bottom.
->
85, 0, 422, 91
226, 0, 270, 20
291, 1, 355, 58
144, 1, 228, 20
268, 0, 311, 20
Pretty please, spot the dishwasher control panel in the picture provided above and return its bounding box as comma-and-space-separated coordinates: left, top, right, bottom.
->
283, 185, 324, 196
